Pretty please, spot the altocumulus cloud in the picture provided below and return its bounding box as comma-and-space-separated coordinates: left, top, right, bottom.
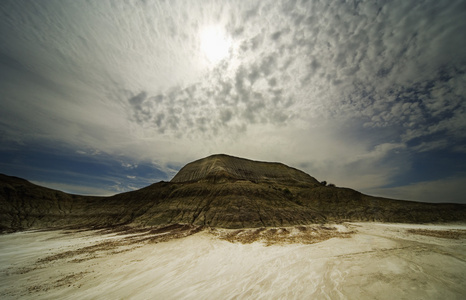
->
0, 0, 465, 202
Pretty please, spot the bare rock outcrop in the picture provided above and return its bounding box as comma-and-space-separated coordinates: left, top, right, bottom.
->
1, 154, 466, 232
171, 154, 320, 186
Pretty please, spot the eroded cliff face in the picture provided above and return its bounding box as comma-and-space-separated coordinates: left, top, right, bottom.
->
2, 154, 466, 232
170, 154, 320, 186
0, 174, 112, 232
120, 180, 326, 228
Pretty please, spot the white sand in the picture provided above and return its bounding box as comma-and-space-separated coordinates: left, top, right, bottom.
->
1, 223, 465, 299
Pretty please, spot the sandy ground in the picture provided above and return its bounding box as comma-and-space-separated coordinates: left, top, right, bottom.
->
1, 223, 466, 300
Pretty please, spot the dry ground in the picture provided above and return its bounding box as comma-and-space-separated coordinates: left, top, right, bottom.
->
1, 222, 466, 299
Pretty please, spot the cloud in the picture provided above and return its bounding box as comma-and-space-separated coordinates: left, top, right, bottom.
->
0, 0, 465, 200
0, 143, 168, 195
31, 181, 117, 196
368, 176, 466, 204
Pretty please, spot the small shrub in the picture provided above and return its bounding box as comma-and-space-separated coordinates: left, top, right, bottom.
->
283, 188, 292, 196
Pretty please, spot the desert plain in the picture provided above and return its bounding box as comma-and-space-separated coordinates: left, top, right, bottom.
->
1, 222, 465, 300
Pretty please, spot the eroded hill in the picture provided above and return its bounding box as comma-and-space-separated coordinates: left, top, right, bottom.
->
1, 154, 465, 232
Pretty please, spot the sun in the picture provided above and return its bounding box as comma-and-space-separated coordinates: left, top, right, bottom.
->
200, 26, 232, 64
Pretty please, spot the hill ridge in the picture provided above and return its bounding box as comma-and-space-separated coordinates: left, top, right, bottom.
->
1, 155, 466, 232
171, 154, 319, 186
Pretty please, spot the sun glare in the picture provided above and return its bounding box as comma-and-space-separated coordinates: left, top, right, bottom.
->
200, 26, 231, 64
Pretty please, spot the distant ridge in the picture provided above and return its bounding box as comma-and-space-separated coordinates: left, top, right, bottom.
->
1, 155, 466, 232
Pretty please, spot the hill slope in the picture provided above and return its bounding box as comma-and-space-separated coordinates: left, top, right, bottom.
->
1, 154, 465, 232
171, 154, 319, 185
0, 174, 124, 232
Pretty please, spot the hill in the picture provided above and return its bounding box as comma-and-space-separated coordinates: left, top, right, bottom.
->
1, 154, 465, 232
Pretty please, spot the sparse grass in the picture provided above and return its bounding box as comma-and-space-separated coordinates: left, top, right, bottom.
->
20, 223, 354, 279
406, 229, 466, 239
27, 271, 89, 293
213, 225, 354, 246
33, 224, 203, 267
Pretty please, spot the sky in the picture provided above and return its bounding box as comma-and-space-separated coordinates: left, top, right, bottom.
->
1, 0, 465, 203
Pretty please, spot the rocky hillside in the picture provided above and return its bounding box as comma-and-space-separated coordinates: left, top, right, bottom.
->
171, 154, 319, 185
1, 154, 466, 232
0, 174, 123, 232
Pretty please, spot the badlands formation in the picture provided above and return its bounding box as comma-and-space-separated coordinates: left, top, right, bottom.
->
1, 154, 465, 232
1, 154, 466, 299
